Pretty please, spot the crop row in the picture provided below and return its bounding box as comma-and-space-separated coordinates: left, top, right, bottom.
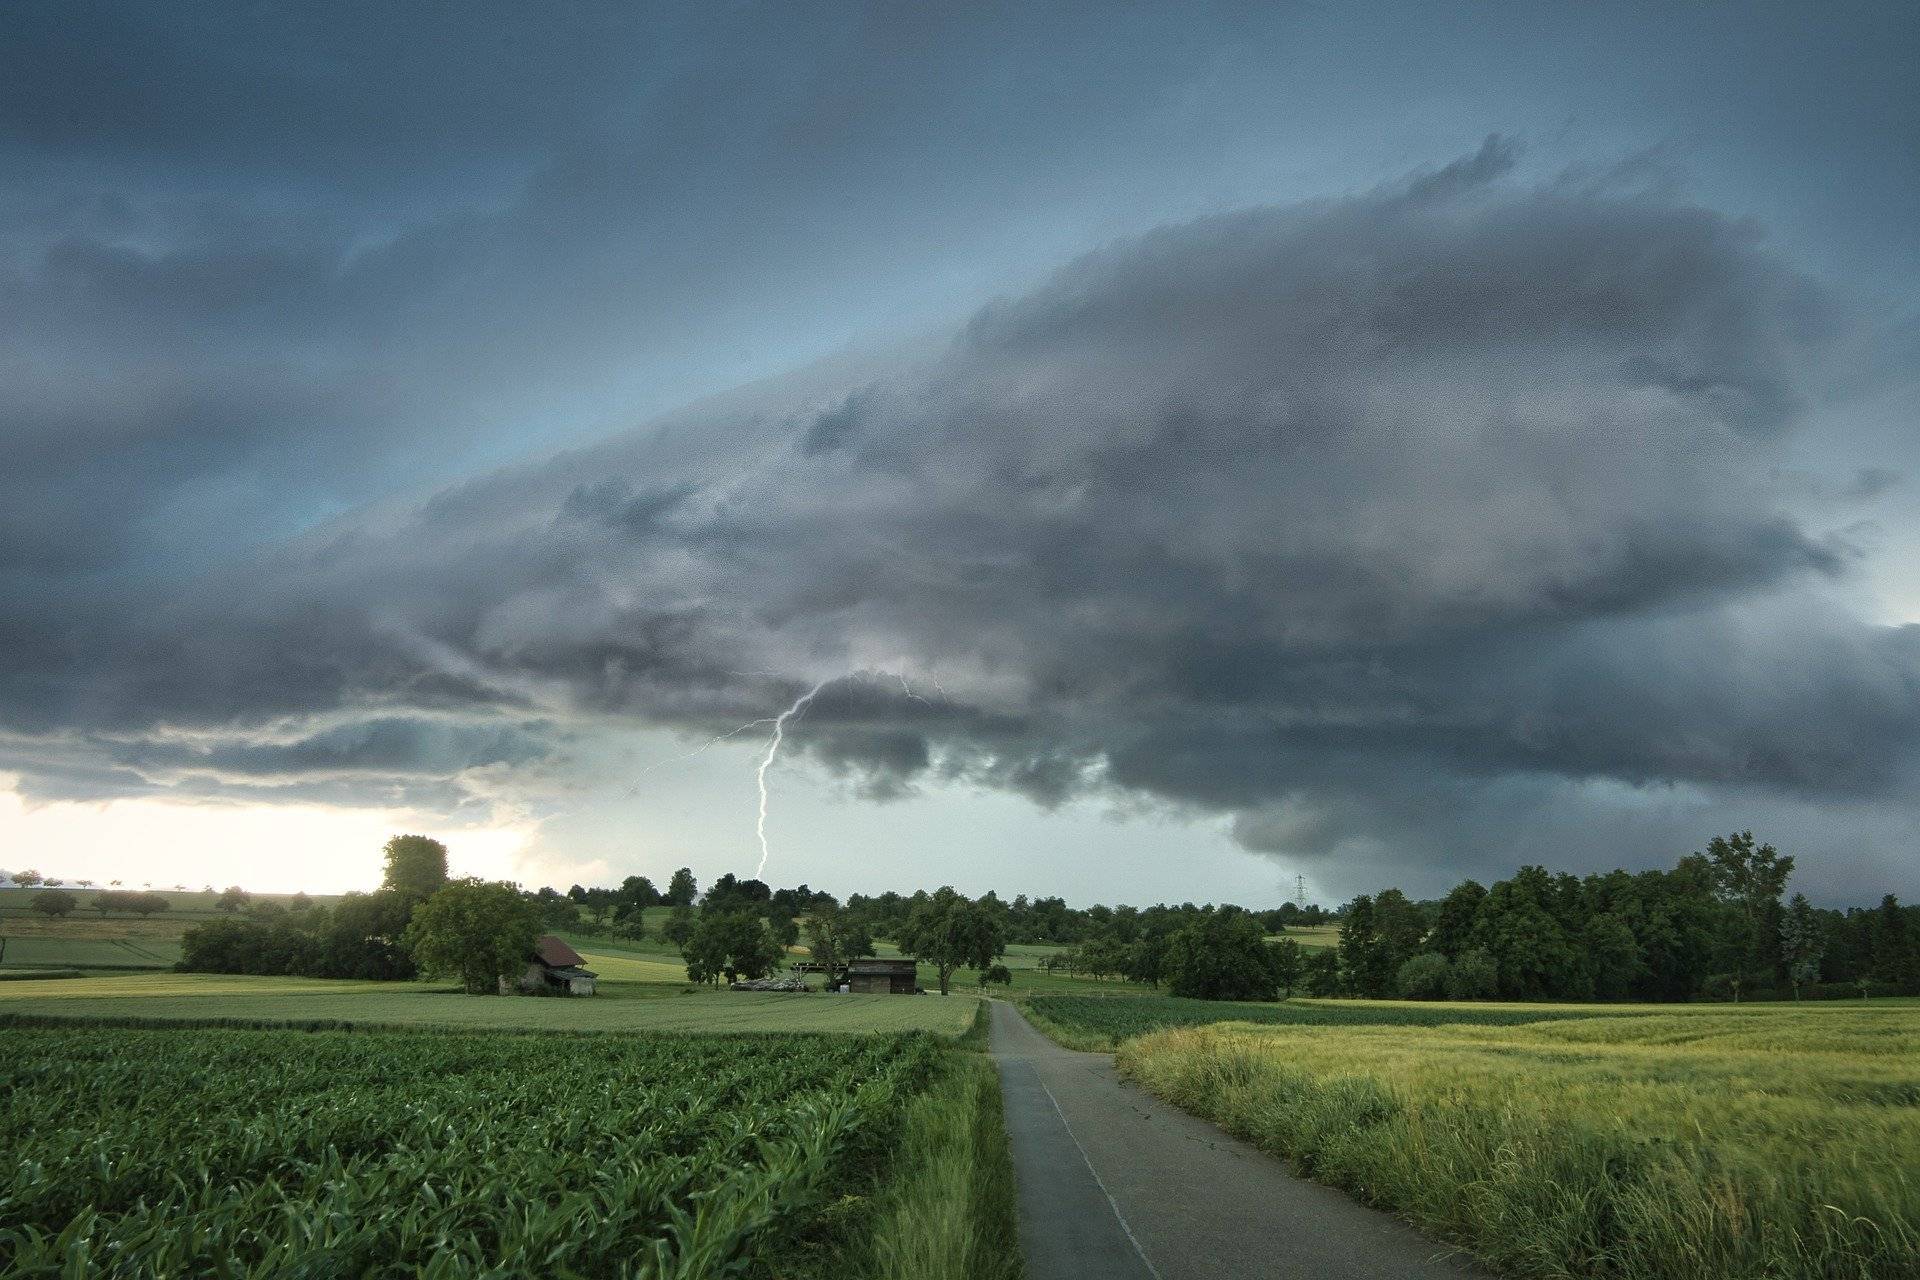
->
0, 1026, 943, 1278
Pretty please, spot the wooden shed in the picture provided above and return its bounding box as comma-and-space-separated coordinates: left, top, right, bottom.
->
844, 957, 919, 994
507, 934, 599, 996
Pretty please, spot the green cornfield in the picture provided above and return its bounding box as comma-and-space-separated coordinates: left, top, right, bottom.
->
0, 1025, 946, 1278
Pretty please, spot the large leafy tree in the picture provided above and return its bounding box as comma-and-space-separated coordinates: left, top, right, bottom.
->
1470, 869, 1581, 999
803, 900, 874, 976
1338, 895, 1395, 997
612, 875, 659, 919
1704, 831, 1793, 996
1428, 881, 1487, 959
322, 891, 421, 980
403, 879, 541, 995
681, 910, 784, 985
664, 867, 698, 907
897, 888, 1006, 995
381, 835, 450, 902
1163, 910, 1280, 1001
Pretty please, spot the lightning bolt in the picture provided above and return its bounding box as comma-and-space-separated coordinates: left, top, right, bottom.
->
754, 678, 832, 878
632, 666, 951, 877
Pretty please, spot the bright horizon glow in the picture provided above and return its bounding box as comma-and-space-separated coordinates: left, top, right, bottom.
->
0, 783, 539, 895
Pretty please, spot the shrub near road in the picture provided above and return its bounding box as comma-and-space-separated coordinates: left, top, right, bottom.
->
1117, 1006, 1920, 1280
0, 1025, 946, 1278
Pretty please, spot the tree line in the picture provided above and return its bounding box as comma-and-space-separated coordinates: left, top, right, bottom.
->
1329, 833, 1920, 1003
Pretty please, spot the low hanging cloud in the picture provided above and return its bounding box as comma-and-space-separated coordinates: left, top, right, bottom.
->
5, 142, 1915, 889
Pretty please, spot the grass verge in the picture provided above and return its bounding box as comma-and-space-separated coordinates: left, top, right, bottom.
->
850, 1049, 1023, 1280
1117, 1009, 1920, 1280
856, 997, 1029, 1280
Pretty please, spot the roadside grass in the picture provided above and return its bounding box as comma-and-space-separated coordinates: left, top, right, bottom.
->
854, 1054, 1022, 1280
1117, 1007, 1920, 1280
0, 971, 984, 1035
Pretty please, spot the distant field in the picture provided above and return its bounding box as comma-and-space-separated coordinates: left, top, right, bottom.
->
1, 892, 297, 970
1120, 1004, 1920, 1280
0, 933, 183, 969
1026, 992, 1633, 1049
0, 970, 983, 1035
1029, 990, 1920, 1051
1273, 924, 1340, 950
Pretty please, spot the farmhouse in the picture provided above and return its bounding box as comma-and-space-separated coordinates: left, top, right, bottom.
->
844, 957, 919, 994
507, 934, 598, 996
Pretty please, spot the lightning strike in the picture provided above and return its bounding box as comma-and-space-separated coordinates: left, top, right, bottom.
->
753, 679, 832, 878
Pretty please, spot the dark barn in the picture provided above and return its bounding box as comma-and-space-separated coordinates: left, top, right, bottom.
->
844, 958, 919, 994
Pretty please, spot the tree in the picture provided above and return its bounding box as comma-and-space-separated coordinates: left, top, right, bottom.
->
803, 901, 874, 976
217, 886, 251, 913
978, 963, 1014, 989
898, 889, 1007, 995
403, 879, 541, 995
1396, 952, 1451, 1000
13, 869, 42, 888
289, 892, 313, 912
663, 904, 697, 947
702, 873, 772, 913
127, 892, 170, 918
1871, 895, 1920, 994
613, 875, 660, 919
1704, 831, 1793, 997
1582, 912, 1647, 1001
1470, 869, 1581, 999
1446, 947, 1499, 1000
381, 834, 450, 902
30, 889, 77, 919
1373, 889, 1428, 974
665, 867, 698, 907
1338, 895, 1395, 997
1271, 937, 1303, 998
1302, 947, 1345, 997
1779, 893, 1824, 1000
1428, 880, 1487, 959
1163, 911, 1280, 1001
681, 910, 784, 985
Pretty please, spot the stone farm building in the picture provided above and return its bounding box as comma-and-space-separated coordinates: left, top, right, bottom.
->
845, 957, 919, 994
506, 934, 599, 996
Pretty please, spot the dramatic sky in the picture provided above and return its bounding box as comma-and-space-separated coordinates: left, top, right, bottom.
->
3, 2, 1917, 904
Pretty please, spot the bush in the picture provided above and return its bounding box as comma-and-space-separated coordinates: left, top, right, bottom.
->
1395, 952, 1451, 1000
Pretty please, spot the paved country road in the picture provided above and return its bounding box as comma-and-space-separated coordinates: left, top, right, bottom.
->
988, 999, 1483, 1280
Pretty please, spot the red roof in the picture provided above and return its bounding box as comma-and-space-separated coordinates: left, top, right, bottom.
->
534, 934, 585, 967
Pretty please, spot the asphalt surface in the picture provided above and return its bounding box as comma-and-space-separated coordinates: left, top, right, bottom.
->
988, 999, 1483, 1280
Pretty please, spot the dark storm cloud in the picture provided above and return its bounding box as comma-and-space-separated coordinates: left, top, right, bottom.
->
8, 153, 1916, 898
